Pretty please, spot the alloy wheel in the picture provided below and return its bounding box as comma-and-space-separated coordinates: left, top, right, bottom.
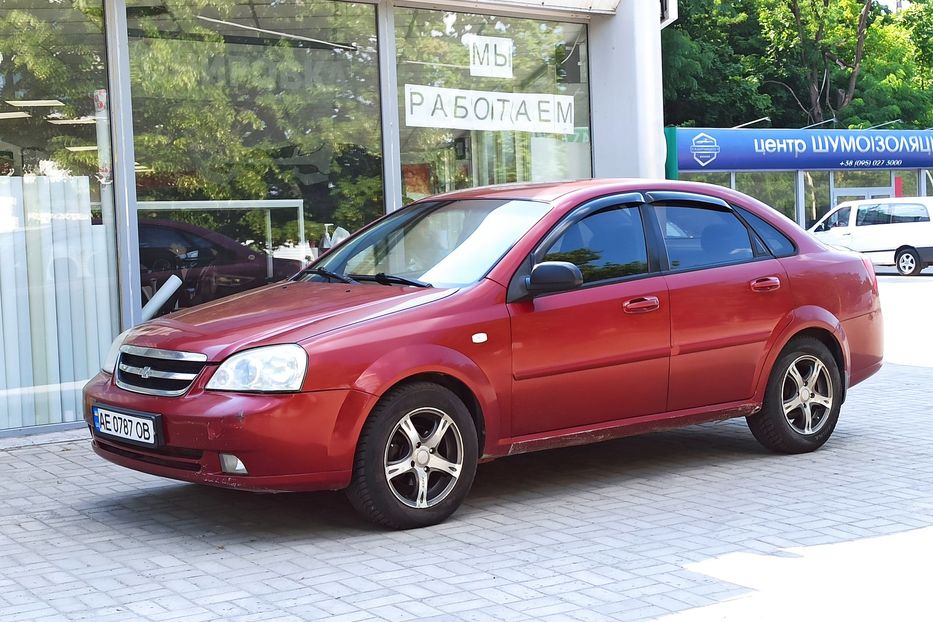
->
781, 355, 834, 435
384, 407, 464, 509
898, 253, 916, 275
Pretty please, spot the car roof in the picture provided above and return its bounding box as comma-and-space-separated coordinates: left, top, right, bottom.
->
834, 196, 933, 208
424, 178, 661, 203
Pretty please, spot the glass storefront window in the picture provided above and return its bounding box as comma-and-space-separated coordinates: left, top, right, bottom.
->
735, 172, 796, 220
895, 170, 919, 197
395, 8, 591, 201
127, 0, 382, 313
680, 172, 731, 188
0, 1, 119, 429
833, 170, 891, 188
803, 171, 831, 229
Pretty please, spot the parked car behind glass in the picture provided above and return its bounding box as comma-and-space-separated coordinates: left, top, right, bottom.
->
86, 180, 883, 529
139, 219, 302, 313
809, 197, 933, 275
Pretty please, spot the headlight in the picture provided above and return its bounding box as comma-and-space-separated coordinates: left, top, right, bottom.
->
206, 344, 307, 392
102, 329, 132, 375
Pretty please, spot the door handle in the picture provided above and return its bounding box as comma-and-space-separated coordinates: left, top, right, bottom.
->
750, 276, 781, 292
623, 296, 660, 314
841, 232, 852, 236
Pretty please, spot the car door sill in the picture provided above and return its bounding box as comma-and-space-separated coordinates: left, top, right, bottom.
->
505, 400, 761, 456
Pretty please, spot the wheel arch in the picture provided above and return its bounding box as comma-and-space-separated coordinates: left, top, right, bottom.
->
756, 308, 850, 405
381, 372, 486, 459
346, 344, 502, 460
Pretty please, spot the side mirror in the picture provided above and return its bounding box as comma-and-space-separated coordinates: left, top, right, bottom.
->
524, 261, 583, 295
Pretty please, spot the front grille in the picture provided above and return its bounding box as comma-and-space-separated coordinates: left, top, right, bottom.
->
115, 344, 207, 396
95, 436, 203, 472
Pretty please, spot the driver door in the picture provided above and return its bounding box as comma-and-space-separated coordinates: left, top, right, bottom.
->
507, 198, 671, 437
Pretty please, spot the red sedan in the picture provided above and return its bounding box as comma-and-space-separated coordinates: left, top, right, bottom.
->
84, 180, 883, 529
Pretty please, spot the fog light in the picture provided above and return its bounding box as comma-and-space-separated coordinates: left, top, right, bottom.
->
219, 453, 248, 475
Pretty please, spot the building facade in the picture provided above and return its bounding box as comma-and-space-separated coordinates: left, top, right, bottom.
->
0, 0, 674, 434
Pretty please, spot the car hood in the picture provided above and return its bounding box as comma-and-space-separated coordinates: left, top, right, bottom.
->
124, 282, 456, 361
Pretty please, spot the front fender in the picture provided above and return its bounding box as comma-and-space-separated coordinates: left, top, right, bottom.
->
348, 344, 505, 457
753, 305, 849, 404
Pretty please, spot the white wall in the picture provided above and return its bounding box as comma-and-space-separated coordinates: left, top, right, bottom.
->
589, 0, 667, 179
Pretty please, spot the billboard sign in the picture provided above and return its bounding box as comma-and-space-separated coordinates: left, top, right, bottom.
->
676, 128, 933, 171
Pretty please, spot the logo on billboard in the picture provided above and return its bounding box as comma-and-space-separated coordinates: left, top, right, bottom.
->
690, 133, 720, 167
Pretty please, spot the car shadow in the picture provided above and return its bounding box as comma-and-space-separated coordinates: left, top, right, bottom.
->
79, 419, 769, 539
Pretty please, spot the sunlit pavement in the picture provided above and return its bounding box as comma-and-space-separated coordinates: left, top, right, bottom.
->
0, 277, 931, 621
876, 273, 933, 368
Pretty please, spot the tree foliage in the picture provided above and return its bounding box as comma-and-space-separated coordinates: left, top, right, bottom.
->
663, 0, 933, 129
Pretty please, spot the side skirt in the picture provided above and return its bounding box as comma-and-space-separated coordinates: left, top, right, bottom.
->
504, 401, 761, 457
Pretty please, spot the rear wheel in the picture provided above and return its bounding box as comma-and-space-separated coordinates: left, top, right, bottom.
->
747, 337, 842, 454
895, 247, 922, 276
346, 382, 478, 529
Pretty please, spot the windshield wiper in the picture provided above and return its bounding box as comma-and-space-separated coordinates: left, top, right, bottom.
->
349, 273, 432, 288
296, 267, 357, 284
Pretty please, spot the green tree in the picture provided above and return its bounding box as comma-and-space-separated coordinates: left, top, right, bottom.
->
662, 0, 772, 127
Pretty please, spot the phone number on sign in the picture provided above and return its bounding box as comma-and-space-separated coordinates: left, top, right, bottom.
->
839, 159, 904, 167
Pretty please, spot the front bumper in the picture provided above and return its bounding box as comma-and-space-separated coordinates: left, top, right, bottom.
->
83, 373, 374, 492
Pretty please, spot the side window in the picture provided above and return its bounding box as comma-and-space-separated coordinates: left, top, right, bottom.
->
655, 205, 754, 270
543, 206, 649, 284
825, 206, 851, 229
856, 204, 893, 226
735, 207, 796, 258
892, 204, 930, 223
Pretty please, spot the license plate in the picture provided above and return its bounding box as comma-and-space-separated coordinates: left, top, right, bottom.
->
92, 405, 160, 447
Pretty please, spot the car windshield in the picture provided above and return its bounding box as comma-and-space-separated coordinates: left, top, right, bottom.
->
301, 198, 551, 288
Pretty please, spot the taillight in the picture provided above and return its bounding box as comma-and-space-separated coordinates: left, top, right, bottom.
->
861, 254, 878, 292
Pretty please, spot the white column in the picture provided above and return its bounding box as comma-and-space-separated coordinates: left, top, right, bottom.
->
104, 0, 143, 328
377, 1, 404, 212
589, 1, 666, 179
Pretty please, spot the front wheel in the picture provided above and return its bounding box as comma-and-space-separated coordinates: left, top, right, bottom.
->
895, 248, 923, 276
747, 337, 842, 454
346, 382, 478, 529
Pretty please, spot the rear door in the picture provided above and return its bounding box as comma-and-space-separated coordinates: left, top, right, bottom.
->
508, 195, 671, 436
649, 192, 795, 411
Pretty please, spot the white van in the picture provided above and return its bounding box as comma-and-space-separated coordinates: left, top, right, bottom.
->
809, 197, 933, 275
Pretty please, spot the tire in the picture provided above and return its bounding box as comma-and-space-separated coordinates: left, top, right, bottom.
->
747, 337, 842, 454
895, 248, 923, 276
346, 382, 478, 529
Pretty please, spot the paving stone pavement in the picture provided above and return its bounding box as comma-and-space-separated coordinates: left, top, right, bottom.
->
1, 360, 931, 622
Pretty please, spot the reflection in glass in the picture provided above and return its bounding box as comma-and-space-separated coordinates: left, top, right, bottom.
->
803, 171, 831, 228
127, 0, 382, 313
544, 207, 648, 283
895, 170, 918, 197
395, 9, 591, 201
0, 0, 119, 429
680, 172, 732, 188
310, 199, 551, 288
833, 170, 891, 188
735, 172, 796, 220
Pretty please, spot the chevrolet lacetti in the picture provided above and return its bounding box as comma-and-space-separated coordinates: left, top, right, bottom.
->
84, 180, 884, 529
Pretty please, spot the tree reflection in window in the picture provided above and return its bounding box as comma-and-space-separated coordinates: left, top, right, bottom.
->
543, 207, 649, 284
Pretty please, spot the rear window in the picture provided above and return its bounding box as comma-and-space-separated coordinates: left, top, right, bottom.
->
892, 203, 930, 223
734, 207, 796, 258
